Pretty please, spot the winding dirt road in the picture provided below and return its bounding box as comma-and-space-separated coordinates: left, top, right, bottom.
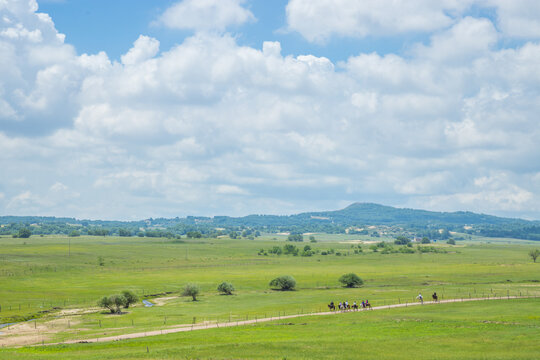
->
43, 296, 530, 346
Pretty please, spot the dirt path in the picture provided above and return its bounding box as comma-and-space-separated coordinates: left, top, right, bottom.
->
38, 296, 530, 346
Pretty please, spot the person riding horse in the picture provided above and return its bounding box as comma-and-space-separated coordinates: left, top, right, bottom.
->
432, 292, 438, 302
328, 301, 336, 311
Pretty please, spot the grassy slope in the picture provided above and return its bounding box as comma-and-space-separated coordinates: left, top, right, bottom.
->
0, 234, 538, 344
3, 298, 539, 359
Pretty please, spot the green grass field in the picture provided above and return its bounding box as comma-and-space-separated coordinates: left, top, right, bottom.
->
0, 234, 538, 358
1, 298, 538, 359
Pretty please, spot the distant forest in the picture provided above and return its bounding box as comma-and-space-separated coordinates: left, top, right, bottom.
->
1, 203, 539, 241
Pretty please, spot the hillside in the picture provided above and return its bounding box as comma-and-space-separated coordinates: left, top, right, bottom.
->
1, 203, 539, 240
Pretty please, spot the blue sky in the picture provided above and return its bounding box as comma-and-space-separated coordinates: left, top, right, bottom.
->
1, 0, 540, 220
38, 0, 428, 62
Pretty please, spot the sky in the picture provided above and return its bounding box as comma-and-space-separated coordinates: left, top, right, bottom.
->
1, 0, 540, 220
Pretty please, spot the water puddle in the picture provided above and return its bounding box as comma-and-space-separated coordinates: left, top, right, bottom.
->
142, 300, 154, 307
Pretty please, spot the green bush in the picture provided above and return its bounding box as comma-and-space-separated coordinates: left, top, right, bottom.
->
394, 236, 411, 245
339, 273, 364, 288
17, 228, 32, 238
98, 295, 126, 314
287, 234, 304, 242
182, 283, 200, 301
217, 282, 235, 295
121, 290, 138, 308
283, 244, 299, 255
269, 275, 296, 290
69, 230, 80, 237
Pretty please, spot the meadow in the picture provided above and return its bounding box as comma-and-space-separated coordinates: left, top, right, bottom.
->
0, 233, 538, 357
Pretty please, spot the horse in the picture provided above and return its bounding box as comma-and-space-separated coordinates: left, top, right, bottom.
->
352, 303, 359, 310
364, 301, 372, 309
432, 293, 438, 302
328, 303, 336, 311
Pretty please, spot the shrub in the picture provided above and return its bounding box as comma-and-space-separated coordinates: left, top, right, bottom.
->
283, 244, 299, 255
17, 228, 32, 238
269, 275, 296, 290
98, 295, 126, 314
186, 231, 202, 238
399, 246, 415, 254
529, 249, 540, 263
394, 236, 410, 245
182, 283, 200, 301
269, 246, 282, 255
217, 282, 235, 295
287, 234, 304, 242
339, 273, 364, 288
121, 290, 138, 308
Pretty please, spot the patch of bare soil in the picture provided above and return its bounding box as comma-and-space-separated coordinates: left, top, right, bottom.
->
153, 296, 178, 306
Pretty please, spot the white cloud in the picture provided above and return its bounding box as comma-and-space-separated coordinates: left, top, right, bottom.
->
121, 35, 160, 66
0, 1, 539, 219
488, 0, 540, 38
412, 17, 498, 63
215, 185, 248, 195
286, 0, 540, 42
286, 0, 473, 42
158, 0, 255, 32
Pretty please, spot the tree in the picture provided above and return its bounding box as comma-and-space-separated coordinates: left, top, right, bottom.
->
529, 249, 540, 263
269, 275, 296, 291
118, 229, 131, 237
309, 235, 316, 242
447, 239, 456, 245
421, 237, 430, 244
182, 283, 200, 301
269, 246, 282, 255
394, 236, 410, 245
17, 228, 31, 238
98, 295, 126, 314
283, 244, 299, 255
69, 230, 80, 237
338, 273, 364, 288
186, 231, 202, 238
217, 282, 235, 295
287, 234, 304, 242
121, 290, 139, 308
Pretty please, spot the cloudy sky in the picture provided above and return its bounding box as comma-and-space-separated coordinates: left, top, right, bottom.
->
1, 0, 539, 220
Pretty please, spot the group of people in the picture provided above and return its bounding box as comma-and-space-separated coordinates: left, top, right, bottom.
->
416, 292, 438, 303
328, 300, 371, 311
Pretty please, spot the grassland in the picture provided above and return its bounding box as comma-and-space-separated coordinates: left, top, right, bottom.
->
0, 298, 538, 359
0, 233, 538, 357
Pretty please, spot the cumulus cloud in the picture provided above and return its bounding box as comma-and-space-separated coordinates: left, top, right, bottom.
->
121, 35, 160, 65
158, 0, 255, 32
285, 0, 472, 42
286, 0, 540, 42
0, 1, 539, 219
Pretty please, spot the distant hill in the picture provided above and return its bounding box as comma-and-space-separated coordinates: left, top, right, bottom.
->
307, 202, 531, 226
1, 203, 539, 240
